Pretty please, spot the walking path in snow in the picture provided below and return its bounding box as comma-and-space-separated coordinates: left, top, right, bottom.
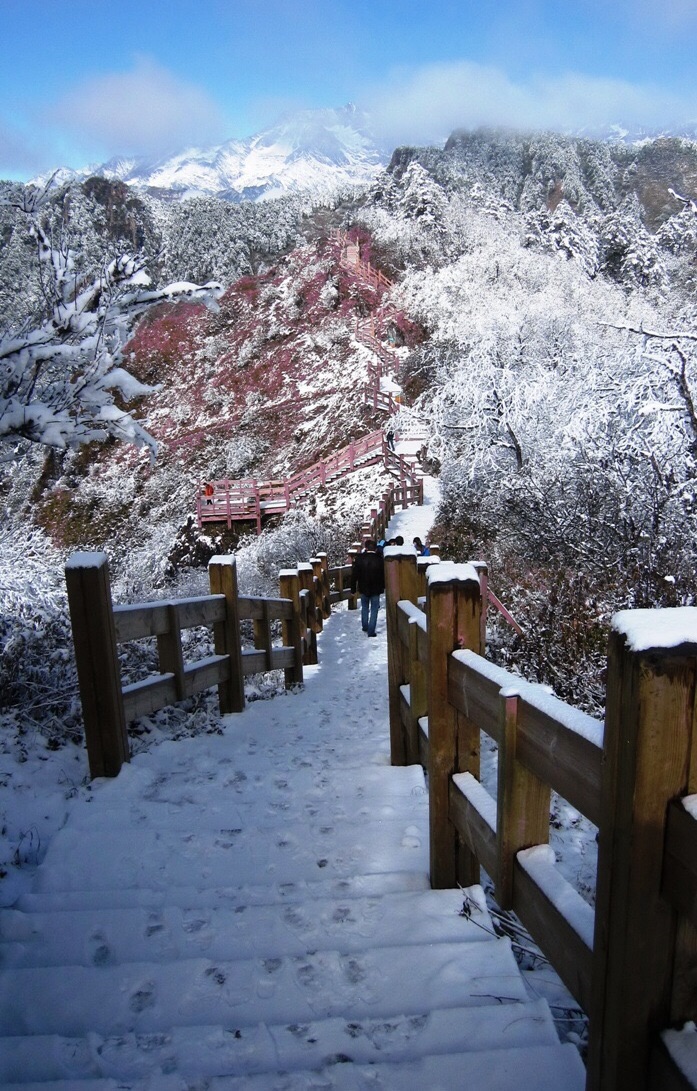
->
0, 485, 586, 1089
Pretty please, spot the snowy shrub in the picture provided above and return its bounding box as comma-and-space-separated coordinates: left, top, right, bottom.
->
0, 526, 83, 742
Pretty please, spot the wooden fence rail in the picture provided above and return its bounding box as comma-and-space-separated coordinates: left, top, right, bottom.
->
66, 549, 357, 780
384, 549, 697, 1091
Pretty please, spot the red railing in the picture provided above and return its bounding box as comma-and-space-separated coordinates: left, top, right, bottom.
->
197, 431, 423, 530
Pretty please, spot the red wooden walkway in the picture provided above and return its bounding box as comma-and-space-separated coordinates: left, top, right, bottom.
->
197, 430, 423, 532
196, 231, 422, 533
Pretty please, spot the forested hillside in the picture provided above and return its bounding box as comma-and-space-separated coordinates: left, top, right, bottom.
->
1, 126, 696, 736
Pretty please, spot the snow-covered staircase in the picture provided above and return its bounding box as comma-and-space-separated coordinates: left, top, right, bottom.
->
0, 606, 586, 1089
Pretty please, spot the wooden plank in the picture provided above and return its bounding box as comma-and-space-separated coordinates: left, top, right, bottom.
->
384, 553, 419, 766
114, 596, 226, 641
177, 596, 226, 630
279, 570, 303, 687
517, 700, 603, 828
156, 603, 186, 701
448, 655, 503, 743
208, 556, 245, 714
419, 719, 429, 767
399, 684, 415, 760
241, 647, 295, 675
409, 617, 428, 769
252, 599, 273, 670
122, 673, 177, 722
182, 654, 230, 696
449, 775, 495, 881
496, 693, 551, 909
513, 855, 594, 1014
113, 601, 172, 641
427, 567, 482, 889
238, 596, 293, 622
663, 801, 697, 927
588, 630, 697, 1091
65, 553, 130, 778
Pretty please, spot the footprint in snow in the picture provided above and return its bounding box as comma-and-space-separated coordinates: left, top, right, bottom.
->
88, 930, 112, 966
129, 981, 156, 1013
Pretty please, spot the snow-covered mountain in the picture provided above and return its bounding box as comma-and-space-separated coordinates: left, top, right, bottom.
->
35, 104, 389, 202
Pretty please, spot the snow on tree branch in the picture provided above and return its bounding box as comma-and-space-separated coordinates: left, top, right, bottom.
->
600, 320, 697, 343
0, 212, 222, 454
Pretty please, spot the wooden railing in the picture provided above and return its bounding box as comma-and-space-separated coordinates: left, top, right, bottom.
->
333, 228, 393, 291
197, 431, 423, 530
65, 550, 356, 780
384, 549, 697, 1091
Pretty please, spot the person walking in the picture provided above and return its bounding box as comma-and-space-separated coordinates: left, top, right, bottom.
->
350, 539, 385, 637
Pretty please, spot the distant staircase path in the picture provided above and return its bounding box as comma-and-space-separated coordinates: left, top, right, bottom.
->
197, 430, 424, 531
196, 233, 426, 532
0, 574, 585, 1088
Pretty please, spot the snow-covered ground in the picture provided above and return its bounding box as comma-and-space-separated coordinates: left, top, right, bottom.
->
0, 481, 591, 1087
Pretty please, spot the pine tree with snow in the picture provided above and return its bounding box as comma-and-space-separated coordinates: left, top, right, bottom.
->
0, 193, 221, 453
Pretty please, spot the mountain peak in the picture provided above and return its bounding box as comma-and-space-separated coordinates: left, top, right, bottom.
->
32, 105, 388, 203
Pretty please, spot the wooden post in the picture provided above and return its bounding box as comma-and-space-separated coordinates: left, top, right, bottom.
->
253, 600, 273, 671
495, 691, 551, 909
279, 569, 304, 687
297, 563, 318, 665
408, 616, 428, 766
316, 552, 331, 618
157, 604, 186, 700
310, 559, 325, 632
384, 550, 419, 765
474, 562, 488, 655
347, 548, 359, 610
587, 612, 697, 1091
427, 563, 482, 890
208, 555, 245, 714
65, 552, 130, 779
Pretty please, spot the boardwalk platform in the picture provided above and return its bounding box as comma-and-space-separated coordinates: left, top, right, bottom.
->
0, 596, 586, 1088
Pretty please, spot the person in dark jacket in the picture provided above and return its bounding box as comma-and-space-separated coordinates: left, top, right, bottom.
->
351, 539, 385, 637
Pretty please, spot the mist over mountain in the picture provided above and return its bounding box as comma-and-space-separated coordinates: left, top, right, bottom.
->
32, 104, 389, 202
30, 101, 697, 206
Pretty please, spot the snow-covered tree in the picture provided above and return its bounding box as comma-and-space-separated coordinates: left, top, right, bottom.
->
0, 201, 221, 454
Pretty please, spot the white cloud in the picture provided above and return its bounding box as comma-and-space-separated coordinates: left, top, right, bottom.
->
46, 56, 227, 158
0, 119, 45, 177
367, 61, 697, 146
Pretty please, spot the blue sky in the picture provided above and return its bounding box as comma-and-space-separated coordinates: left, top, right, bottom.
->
2, 0, 697, 179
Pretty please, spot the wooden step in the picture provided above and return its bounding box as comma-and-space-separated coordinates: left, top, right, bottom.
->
0, 937, 528, 1038
0, 1000, 570, 1086
0, 888, 488, 968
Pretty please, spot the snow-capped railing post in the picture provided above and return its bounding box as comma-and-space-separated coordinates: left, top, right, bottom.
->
426, 563, 483, 890
587, 611, 697, 1091
65, 552, 130, 779
208, 556, 245, 715
384, 547, 420, 765
278, 569, 304, 687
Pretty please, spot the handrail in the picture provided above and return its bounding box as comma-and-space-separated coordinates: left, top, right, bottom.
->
383, 551, 697, 1091
197, 431, 424, 531
65, 549, 355, 780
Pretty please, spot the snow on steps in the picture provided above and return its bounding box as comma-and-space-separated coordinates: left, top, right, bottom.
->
0, 1024, 581, 1089
0, 624, 585, 1087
